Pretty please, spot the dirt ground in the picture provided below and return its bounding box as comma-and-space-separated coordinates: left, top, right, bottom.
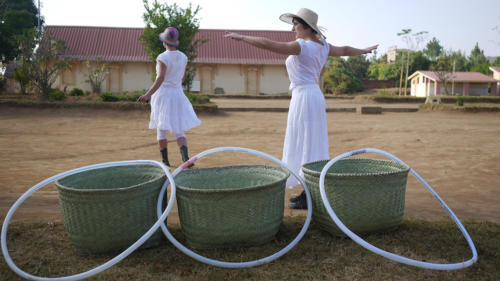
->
1, 104, 499, 225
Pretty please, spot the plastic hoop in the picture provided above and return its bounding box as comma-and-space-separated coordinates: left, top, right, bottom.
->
156, 146, 312, 268
1, 160, 176, 281
319, 148, 478, 270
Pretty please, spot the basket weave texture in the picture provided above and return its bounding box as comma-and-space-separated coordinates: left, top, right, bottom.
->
56, 165, 166, 254
302, 159, 409, 236
175, 165, 289, 249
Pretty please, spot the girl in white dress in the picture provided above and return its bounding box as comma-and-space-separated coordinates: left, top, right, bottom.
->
226, 8, 378, 208
138, 27, 201, 167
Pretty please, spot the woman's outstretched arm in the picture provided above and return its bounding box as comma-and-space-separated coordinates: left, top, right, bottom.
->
225, 32, 301, 55
329, 44, 378, 57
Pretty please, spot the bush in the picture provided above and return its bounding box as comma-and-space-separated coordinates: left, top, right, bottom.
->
99, 92, 120, 102
185, 92, 210, 105
68, 88, 84, 96
0, 74, 6, 93
118, 91, 143, 102
457, 96, 464, 106
84, 90, 91, 96
49, 89, 66, 101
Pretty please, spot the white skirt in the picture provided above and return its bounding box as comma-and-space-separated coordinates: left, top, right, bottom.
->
148, 85, 201, 134
282, 84, 330, 188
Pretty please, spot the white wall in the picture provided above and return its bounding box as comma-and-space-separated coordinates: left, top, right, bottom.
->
260, 65, 290, 94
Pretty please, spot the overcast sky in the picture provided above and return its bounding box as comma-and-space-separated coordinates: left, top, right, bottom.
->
40, 0, 500, 58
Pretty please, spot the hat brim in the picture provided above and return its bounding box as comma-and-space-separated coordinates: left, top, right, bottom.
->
279, 12, 326, 39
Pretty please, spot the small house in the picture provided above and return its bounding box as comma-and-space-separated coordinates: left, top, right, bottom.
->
408, 70, 498, 97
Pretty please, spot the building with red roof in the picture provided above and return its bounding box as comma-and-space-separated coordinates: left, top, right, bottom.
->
408, 70, 498, 97
45, 26, 295, 94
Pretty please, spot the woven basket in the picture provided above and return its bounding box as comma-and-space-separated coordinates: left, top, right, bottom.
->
302, 159, 410, 236
175, 165, 289, 249
56, 165, 166, 254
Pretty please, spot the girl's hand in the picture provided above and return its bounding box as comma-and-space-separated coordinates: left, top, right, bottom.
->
363, 45, 379, 54
225, 32, 244, 41
137, 94, 150, 103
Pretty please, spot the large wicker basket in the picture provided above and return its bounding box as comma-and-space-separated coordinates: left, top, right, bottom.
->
302, 159, 410, 236
56, 164, 166, 254
175, 165, 289, 249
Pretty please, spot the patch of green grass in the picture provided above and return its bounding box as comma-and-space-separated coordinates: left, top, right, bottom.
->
1, 217, 498, 280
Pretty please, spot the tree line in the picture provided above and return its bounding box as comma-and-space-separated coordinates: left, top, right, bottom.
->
323, 35, 500, 95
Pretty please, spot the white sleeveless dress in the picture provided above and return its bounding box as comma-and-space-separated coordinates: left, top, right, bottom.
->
148, 50, 201, 134
282, 38, 330, 188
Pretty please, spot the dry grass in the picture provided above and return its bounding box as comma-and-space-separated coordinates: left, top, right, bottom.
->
1, 216, 498, 281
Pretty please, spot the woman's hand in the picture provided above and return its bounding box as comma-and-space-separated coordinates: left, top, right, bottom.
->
137, 94, 151, 103
363, 45, 379, 54
224, 32, 244, 41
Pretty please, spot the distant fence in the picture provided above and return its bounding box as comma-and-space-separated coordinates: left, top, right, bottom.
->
361, 79, 397, 89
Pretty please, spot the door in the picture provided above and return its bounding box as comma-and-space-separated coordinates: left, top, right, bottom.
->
247, 68, 258, 94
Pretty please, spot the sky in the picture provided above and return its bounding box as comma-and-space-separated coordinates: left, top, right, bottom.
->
40, 0, 500, 58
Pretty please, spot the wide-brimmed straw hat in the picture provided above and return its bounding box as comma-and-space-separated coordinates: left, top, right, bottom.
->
159, 27, 180, 47
279, 8, 326, 39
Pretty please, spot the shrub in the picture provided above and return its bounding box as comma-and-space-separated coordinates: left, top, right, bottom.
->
457, 96, 464, 106
185, 92, 210, 105
84, 90, 91, 96
99, 92, 120, 102
118, 91, 143, 102
49, 89, 66, 101
0, 74, 5, 93
69, 88, 84, 96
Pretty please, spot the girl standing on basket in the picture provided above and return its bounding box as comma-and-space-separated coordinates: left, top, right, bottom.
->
138, 27, 201, 168
226, 8, 377, 209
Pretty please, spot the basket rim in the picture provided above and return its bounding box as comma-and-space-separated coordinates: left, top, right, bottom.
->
55, 164, 166, 193
175, 164, 289, 194
301, 158, 410, 177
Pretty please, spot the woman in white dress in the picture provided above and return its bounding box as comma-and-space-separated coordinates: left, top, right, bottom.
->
226, 8, 377, 208
138, 27, 201, 167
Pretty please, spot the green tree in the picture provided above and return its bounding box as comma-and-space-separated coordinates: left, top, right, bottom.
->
85, 58, 111, 94
345, 55, 370, 79
323, 57, 364, 95
423, 37, 443, 61
397, 29, 428, 95
447, 50, 469, 72
17, 30, 71, 100
468, 43, 489, 73
492, 56, 500, 66
367, 62, 400, 81
430, 55, 453, 96
13, 67, 30, 95
0, 0, 41, 63
141, 0, 206, 92
409, 51, 430, 74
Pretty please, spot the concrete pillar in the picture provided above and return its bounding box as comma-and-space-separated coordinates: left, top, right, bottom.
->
463, 82, 470, 96
426, 79, 430, 97
435, 82, 441, 96
490, 83, 497, 96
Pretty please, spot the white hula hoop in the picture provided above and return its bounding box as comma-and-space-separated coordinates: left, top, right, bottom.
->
319, 148, 478, 270
156, 146, 312, 268
1, 160, 176, 281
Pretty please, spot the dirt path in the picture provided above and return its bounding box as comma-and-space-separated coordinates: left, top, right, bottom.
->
1, 105, 499, 224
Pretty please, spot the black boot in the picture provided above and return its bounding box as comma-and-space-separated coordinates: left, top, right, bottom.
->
289, 191, 305, 203
160, 148, 170, 167
180, 145, 194, 168
289, 191, 307, 210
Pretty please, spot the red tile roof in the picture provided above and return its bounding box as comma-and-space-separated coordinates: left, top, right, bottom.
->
46, 26, 149, 62
411, 70, 497, 83
194, 29, 294, 64
45, 26, 295, 65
